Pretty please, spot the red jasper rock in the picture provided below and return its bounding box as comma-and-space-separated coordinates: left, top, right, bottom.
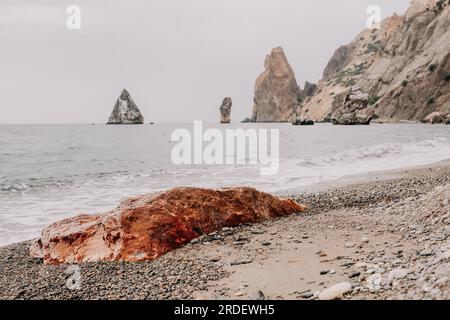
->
30, 187, 306, 265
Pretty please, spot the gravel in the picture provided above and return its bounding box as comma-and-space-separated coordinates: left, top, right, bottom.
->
1, 164, 450, 300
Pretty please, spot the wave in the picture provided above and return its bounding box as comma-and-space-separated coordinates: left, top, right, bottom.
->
271, 136, 450, 192
309, 136, 449, 166
0, 171, 126, 194
1, 137, 449, 195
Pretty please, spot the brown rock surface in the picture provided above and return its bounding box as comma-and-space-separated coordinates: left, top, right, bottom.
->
323, 45, 351, 81
331, 86, 374, 125
30, 187, 306, 265
422, 111, 448, 124
220, 97, 232, 123
300, 2, 450, 122
251, 47, 301, 122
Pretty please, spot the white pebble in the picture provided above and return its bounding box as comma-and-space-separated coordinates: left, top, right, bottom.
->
318, 282, 352, 300
344, 242, 355, 248
387, 268, 408, 285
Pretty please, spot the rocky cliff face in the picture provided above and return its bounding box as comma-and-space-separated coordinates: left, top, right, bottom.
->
219, 97, 232, 123
107, 89, 144, 124
300, 0, 450, 123
250, 47, 301, 122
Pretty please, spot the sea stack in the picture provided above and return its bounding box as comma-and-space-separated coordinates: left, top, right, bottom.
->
251, 47, 301, 122
220, 97, 232, 123
107, 89, 144, 124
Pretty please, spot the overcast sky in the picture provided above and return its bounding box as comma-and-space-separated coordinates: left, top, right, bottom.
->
0, 0, 410, 124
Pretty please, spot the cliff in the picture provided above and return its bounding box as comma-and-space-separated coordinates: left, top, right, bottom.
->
300, 0, 450, 123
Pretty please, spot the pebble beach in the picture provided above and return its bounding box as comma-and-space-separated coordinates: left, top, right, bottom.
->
1, 162, 449, 300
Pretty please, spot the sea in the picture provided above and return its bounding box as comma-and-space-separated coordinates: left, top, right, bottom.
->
1, 123, 449, 245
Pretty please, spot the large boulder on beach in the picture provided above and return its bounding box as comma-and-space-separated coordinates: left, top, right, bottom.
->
251, 47, 301, 122
107, 89, 144, 124
422, 112, 448, 124
241, 117, 254, 123
331, 86, 374, 125
292, 115, 314, 126
29, 187, 306, 265
220, 97, 232, 123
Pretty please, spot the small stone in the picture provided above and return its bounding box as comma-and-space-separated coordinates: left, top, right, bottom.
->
231, 259, 253, 266
261, 241, 271, 246
387, 268, 408, 285
349, 271, 361, 278
440, 249, 450, 260
444, 226, 450, 238
419, 249, 433, 257
320, 270, 330, 275
366, 268, 376, 274
355, 262, 368, 269
344, 242, 355, 248
235, 291, 245, 297
16, 289, 26, 298
361, 236, 369, 243
249, 290, 265, 300
318, 282, 352, 300
299, 291, 314, 299
316, 250, 327, 257
366, 273, 382, 291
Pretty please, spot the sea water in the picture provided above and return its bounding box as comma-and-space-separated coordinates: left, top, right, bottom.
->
1, 123, 449, 245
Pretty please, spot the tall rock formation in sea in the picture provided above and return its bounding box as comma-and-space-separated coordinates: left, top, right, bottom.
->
250, 47, 301, 122
219, 97, 232, 123
299, 0, 450, 123
107, 89, 144, 124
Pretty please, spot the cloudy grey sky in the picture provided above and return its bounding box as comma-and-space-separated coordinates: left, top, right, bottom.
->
0, 0, 410, 124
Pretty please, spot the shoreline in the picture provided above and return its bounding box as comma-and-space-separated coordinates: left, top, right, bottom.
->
281, 158, 450, 196
1, 162, 450, 299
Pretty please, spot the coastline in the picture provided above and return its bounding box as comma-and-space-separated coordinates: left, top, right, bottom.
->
1, 161, 450, 300
281, 158, 450, 196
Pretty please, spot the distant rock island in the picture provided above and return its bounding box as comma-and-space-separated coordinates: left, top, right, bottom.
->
107, 89, 144, 125
220, 97, 232, 123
